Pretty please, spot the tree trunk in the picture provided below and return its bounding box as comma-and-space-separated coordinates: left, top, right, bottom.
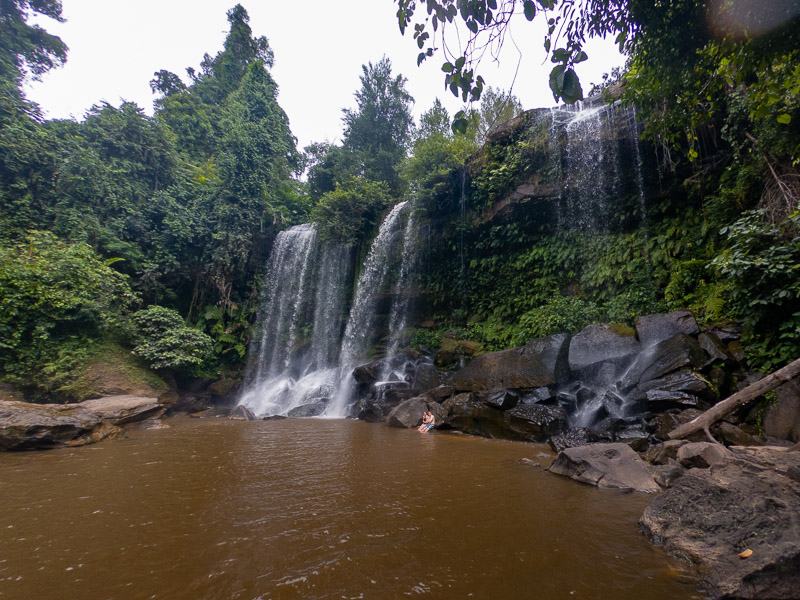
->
668, 357, 800, 440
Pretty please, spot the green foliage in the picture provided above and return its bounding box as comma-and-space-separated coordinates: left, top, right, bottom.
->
0, 231, 137, 393
312, 177, 391, 245
711, 206, 800, 369
517, 296, 602, 341
131, 305, 213, 370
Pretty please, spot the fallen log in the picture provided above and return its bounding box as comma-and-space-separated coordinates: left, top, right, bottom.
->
669, 357, 800, 440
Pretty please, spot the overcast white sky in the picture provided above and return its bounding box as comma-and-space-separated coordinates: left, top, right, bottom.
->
25, 0, 627, 151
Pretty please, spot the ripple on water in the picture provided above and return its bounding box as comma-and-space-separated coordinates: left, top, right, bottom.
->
0, 417, 700, 600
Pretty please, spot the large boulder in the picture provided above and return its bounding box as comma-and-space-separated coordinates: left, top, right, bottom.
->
441, 393, 507, 438
548, 442, 660, 492
763, 379, 800, 443
549, 427, 602, 453
640, 446, 800, 600
287, 401, 327, 418
75, 395, 164, 426
635, 310, 699, 346
0, 400, 123, 450
567, 324, 640, 380
676, 442, 732, 469
452, 333, 570, 393
386, 397, 447, 429
503, 404, 567, 442
620, 333, 708, 392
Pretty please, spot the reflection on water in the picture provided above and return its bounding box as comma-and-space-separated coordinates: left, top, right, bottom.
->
0, 418, 700, 599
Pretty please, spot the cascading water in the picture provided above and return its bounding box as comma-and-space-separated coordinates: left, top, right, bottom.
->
326, 201, 412, 417
239, 224, 352, 417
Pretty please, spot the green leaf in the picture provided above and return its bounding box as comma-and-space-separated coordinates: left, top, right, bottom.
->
442, 62, 454, 73
560, 68, 583, 103
777, 113, 792, 124
523, 1, 536, 21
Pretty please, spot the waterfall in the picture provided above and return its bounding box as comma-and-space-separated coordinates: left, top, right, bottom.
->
326, 201, 411, 417
239, 224, 352, 417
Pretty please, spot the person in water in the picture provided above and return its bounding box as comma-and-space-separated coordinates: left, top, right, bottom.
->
418, 411, 435, 433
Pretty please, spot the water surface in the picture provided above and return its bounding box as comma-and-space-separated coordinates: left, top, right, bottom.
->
0, 418, 699, 599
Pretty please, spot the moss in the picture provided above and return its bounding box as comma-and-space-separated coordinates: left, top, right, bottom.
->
59, 341, 167, 401
609, 323, 636, 337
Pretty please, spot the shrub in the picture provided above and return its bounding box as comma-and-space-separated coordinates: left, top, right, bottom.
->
131, 305, 213, 370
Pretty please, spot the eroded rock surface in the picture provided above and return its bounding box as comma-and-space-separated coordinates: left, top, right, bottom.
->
0, 400, 123, 450
640, 446, 800, 599
548, 442, 660, 492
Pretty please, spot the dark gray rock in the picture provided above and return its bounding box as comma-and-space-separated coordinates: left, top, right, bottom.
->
386, 397, 447, 429
484, 390, 519, 411
705, 324, 742, 343
763, 379, 800, 443
635, 310, 699, 346
0, 400, 123, 450
442, 393, 507, 438
353, 360, 381, 385
412, 362, 439, 393
697, 332, 734, 366
386, 397, 428, 428
503, 404, 567, 442
646, 408, 704, 442
645, 389, 699, 411
434, 350, 459, 370
521, 387, 556, 404
677, 442, 731, 469
549, 427, 600, 453
714, 421, 762, 447
355, 397, 385, 423
452, 333, 570, 393
620, 334, 708, 392
568, 324, 640, 377
637, 369, 712, 399
640, 446, 800, 600
421, 385, 455, 402
548, 442, 660, 492
287, 402, 327, 418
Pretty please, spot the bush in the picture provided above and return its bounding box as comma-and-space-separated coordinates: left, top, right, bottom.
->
131, 306, 213, 370
131, 306, 214, 369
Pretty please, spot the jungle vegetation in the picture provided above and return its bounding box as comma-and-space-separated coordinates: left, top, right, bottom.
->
0, 0, 798, 400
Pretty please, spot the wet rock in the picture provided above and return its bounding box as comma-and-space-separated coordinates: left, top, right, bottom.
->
355, 397, 385, 423
727, 340, 746, 362
705, 324, 742, 344
635, 310, 699, 347
714, 422, 762, 447
421, 385, 455, 402
763, 379, 800, 443
434, 350, 460, 370
548, 442, 660, 492
676, 442, 731, 469
452, 333, 570, 393
174, 375, 215, 394
620, 334, 708, 392
442, 393, 507, 438
484, 390, 519, 411
287, 402, 327, 418
207, 378, 242, 403
645, 390, 699, 411
353, 360, 381, 385
637, 369, 712, 399
75, 395, 165, 426
640, 446, 800, 600
646, 408, 704, 442
521, 387, 556, 404
386, 397, 446, 429
568, 324, 640, 378
645, 440, 689, 465
697, 332, 734, 366
0, 400, 123, 450
190, 406, 234, 418
412, 362, 439, 393
549, 427, 600, 453
229, 405, 257, 421
503, 404, 567, 442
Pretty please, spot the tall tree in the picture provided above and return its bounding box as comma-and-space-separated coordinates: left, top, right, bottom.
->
341, 56, 414, 195
475, 86, 523, 145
